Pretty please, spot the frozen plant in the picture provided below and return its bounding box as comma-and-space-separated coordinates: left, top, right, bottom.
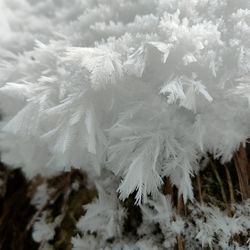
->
0, 0, 250, 249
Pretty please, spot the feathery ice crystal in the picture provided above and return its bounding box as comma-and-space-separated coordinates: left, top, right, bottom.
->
1, 0, 250, 249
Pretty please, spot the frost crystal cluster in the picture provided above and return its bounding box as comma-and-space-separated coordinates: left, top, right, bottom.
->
1, 0, 250, 249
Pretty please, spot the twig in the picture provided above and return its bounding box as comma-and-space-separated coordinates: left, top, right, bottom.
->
26, 188, 62, 231
26, 177, 69, 232
38, 240, 47, 250
176, 193, 184, 250
210, 160, 227, 205
163, 176, 173, 196
177, 194, 184, 215
233, 145, 250, 200
0, 167, 9, 198
196, 175, 203, 204
176, 234, 184, 250
224, 164, 235, 215
61, 172, 72, 215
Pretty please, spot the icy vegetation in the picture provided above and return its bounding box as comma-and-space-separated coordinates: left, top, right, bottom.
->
1, 0, 250, 249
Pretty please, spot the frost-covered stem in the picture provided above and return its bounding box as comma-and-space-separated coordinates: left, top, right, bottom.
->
176, 193, 184, 250
177, 194, 184, 215
38, 240, 47, 250
26, 184, 65, 231
61, 172, 72, 215
0, 166, 8, 198
163, 177, 173, 196
176, 234, 184, 250
196, 175, 203, 204
233, 145, 250, 200
210, 160, 227, 205
163, 178, 184, 249
224, 164, 235, 215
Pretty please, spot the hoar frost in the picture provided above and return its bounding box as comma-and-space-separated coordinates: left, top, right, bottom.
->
1, 0, 250, 249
